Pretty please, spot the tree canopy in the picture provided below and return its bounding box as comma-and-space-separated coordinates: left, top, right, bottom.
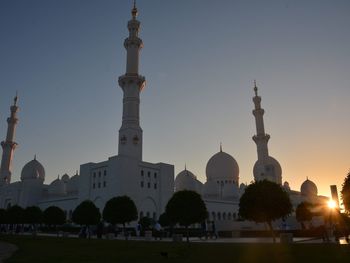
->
43, 206, 66, 226
24, 206, 43, 225
6, 205, 24, 224
103, 196, 138, 226
166, 190, 207, 242
0, 208, 7, 224
72, 200, 101, 226
239, 180, 292, 242
341, 171, 350, 213
158, 212, 172, 228
295, 202, 313, 229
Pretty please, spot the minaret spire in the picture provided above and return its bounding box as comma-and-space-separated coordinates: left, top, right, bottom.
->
0, 94, 19, 185
252, 81, 269, 161
118, 2, 145, 160
251, 82, 282, 184
132, 0, 138, 19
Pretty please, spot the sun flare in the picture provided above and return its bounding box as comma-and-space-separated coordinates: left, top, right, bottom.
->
327, 200, 336, 209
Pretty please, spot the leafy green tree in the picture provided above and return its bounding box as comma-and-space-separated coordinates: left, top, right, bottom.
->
139, 216, 152, 230
103, 196, 138, 239
72, 200, 101, 238
166, 190, 207, 242
158, 212, 171, 228
43, 206, 66, 231
24, 206, 43, 232
341, 171, 350, 213
295, 202, 313, 229
0, 208, 7, 229
7, 205, 24, 225
239, 180, 292, 243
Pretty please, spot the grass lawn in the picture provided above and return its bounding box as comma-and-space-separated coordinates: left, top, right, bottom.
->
1, 235, 350, 263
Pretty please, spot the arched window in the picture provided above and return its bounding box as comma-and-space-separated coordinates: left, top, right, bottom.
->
233, 212, 236, 219
223, 212, 226, 220
217, 212, 221, 221
146, 211, 150, 218
228, 212, 232, 220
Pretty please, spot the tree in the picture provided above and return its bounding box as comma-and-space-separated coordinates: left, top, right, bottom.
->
0, 208, 7, 230
43, 206, 66, 232
6, 205, 24, 225
103, 196, 138, 239
24, 206, 43, 232
139, 216, 152, 230
341, 171, 350, 213
295, 202, 313, 229
72, 200, 101, 238
165, 190, 207, 242
239, 180, 292, 243
158, 212, 171, 228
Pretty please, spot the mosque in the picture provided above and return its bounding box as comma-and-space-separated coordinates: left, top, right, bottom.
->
0, 4, 328, 230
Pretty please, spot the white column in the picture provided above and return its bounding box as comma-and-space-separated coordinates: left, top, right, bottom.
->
118, 3, 145, 160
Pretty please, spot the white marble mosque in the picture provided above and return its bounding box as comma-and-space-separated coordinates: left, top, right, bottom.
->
0, 3, 328, 230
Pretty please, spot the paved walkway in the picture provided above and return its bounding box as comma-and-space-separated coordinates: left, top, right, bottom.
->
0, 241, 17, 263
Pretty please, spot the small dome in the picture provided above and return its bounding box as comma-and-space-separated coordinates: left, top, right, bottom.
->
67, 174, 79, 193
203, 181, 220, 198
253, 156, 282, 184
61, 174, 70, 182
21, 158, 45, 181
222, 183, 240, 200
175, 169, 197, 192
48, 178, 66, 196
301, 178, 317, 196
206, 150, 239, 184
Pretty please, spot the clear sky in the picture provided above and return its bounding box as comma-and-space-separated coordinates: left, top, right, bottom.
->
0, 0, 349, 198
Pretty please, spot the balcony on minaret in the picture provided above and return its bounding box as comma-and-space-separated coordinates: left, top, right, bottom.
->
118, 74, 145, 91
252, 134, 270, 144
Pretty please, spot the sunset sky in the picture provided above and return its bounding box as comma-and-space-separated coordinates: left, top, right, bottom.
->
0, 0, 349, 198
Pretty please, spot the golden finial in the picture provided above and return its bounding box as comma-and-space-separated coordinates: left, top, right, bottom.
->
253, 80, 258, 96
132, 0, 138, 18
14, 91, 18, 106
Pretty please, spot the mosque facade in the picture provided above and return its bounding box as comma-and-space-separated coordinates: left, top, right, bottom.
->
0, 4, 328, 230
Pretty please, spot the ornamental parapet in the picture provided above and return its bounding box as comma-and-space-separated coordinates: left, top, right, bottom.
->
252, 108, 264, 116
1, 141, 17, 149
7, 117, 18, 125
252, 134, 270, 143
124, 37, 143, 49
118, 74, 146, 90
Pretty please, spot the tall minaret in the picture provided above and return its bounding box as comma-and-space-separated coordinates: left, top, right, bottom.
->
0, 94, 19, 185
252, 81, 282, 184
252, 81, 270, 161
118, 1, 145, 160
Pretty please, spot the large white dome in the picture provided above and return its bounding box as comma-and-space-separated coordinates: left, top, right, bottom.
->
175, 169, 198, 192
253, 156, 282, 184
21, 157, 45, 181
301, 178, 318, 196
206, 150, 239, 185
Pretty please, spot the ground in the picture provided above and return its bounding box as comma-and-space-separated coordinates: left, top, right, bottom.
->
1, 236, 350, 263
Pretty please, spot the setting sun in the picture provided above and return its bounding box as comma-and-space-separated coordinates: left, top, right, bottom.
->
327, 200, 337, 209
